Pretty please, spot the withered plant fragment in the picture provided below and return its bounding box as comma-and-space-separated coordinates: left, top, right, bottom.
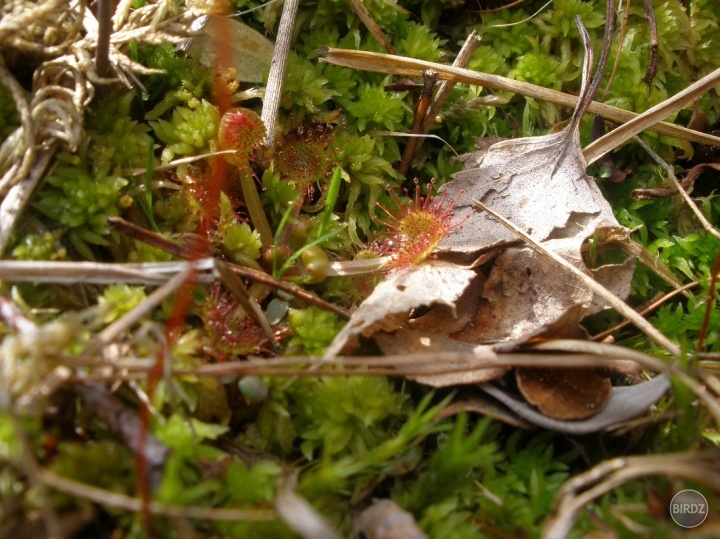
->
354, 499, 428, 539
324, 13, 669, 432
515, 367, 612, 420
323, 260, 475, 358
374, 329, 509, 386
480, 374, 671, 435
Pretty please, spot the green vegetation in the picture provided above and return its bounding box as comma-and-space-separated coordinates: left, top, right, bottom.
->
1, 0, 719, 537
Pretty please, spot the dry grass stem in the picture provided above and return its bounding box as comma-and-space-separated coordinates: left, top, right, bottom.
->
59, 348, 674, 382
0, 145, 56, 253
592, 280, 699, 341
126, 149, 240, 176
633, 135, 720, 240
92, 265, 197, 349
584, 65, 720, 164
421, 31, 481, 137
545, 452, 720, 539
38, 469, 278, 521
347, 0, 396, 54
215, 259, 276, 344
0, 259, 216, 285
318, 48, 720, 147
261, 0, 300, 146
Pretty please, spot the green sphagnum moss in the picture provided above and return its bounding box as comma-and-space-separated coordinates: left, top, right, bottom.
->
2, 1, 720, 537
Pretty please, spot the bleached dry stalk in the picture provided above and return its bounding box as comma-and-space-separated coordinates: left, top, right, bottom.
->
38, 469, 277, 521
318, 48, 720, 148
544, 452, 720, 539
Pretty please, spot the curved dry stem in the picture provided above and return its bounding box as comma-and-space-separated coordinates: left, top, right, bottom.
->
0, 63, 35, 191
38, 469, 277, 521
634, 135, 720, 240
592, 280, 699, 341
318, 48, 720, 148
545, 452, 720, 539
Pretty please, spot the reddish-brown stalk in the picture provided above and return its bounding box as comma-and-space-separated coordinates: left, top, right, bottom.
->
138, 4, 237, 523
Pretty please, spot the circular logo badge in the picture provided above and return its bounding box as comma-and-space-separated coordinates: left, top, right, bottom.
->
669, 489, 709, 528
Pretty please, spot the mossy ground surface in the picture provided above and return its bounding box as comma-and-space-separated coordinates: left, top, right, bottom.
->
1, 0, 720, 537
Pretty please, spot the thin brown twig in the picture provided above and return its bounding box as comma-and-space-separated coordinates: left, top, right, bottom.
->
642, 0, 659, 86
600, 0, 632, 101
399, 69, 438, 175
699, 250, 720, 352
107, 217, 351, 319
633, 135, 720, 240
592, 281, 699, 342
421, 31, 481, 136
95, 0, 113, 77
347, 0, 395, 54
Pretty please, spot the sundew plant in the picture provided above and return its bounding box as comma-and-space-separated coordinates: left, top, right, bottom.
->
1, 0, 719, 537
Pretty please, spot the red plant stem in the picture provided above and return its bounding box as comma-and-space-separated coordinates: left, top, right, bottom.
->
399, 69, 438, 176
697, 248, 720, 352
136, 10, 237, 529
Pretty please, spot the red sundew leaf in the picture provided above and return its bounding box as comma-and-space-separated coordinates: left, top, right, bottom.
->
217, 108, 266, 167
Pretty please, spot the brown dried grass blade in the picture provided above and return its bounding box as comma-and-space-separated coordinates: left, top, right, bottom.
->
584, 65, 720, 164
318, 48, 720, 148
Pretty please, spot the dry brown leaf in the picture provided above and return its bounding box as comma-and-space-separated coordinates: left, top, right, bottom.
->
323, 260, 475, 358
480, 374, 670, 434
373, 329, 509, 386
436, 125, 620, 256
407, 272, 484, 335
515, 367, 612, 420
427, 19, 632, 347
588, 256, 636, 315
452, 247, 592, 344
